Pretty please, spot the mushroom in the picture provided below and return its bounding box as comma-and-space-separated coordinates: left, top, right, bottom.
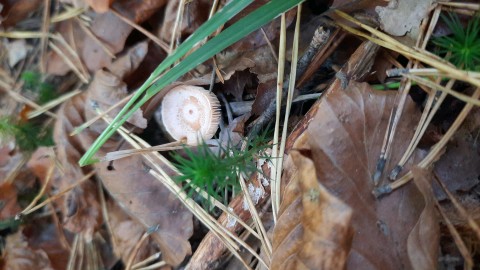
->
157, 85, 221, 145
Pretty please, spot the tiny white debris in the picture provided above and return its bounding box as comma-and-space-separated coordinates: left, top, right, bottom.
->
242, 183, 265, 210
226, 207, 237, 228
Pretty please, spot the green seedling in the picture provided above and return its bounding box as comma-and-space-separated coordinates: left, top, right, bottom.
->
79, 0, 305, 166
0, 116, 54, 152
171, 135, 271, 210
21, 71, 58, 104
433, 12, 480, 71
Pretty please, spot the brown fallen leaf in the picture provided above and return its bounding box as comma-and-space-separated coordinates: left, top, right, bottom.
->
409, 167, 440, 270
106, 199, 159, 264
270, 151, 353, 270
48, 0, 167, 74
51, 41, 193, 266
283, 75, 435, 269
3, 230, 55, 270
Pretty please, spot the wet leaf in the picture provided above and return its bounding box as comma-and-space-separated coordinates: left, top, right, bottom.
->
271, 151, 353, 270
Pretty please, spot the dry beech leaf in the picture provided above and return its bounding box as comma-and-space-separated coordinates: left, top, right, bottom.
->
54, 92, 102, 240
409, 167, 440, 270
106, 199, 159, 263
283, 79, 435, 269
47, 0, 167, 74
3, 230, 55, 270
271, 151, 353, 270
52, 42, 193, 266
97, 152, 193, 266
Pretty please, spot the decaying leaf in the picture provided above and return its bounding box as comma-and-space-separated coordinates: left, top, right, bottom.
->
282, 76, 437, 269
271, 151, 353, 270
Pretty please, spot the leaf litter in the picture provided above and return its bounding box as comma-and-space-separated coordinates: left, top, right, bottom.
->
1, 0, 480, 269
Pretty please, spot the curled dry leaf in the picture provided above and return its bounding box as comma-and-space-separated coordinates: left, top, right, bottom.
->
271, 151, 353, 270
282, 76, 437, 269
409, 167, 440, 270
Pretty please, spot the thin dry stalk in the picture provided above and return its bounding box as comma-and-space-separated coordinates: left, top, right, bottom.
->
335, 11, 480, 88
170, 0, 188, 53
0, 80, 58, 119
75, 18, 116, 58
19, 171, 95, 217
19, 162, 55, 216
40, 0, 52, 73
3, 155, 28, 184
96, 172, 118, 255
125, 230, 151, 270
71, 93, 133, 136
51, 7, 86, 23
435, 175, 480, 240
375, 87, 480, 196
270, 12, 287, 223
99, 140, 186, 162
135, 261, 167, 270
275, 4, 301, 211
438, 2, 479, 10
436, 203, 474, 269
131, 252, 161, 270
67, 235, 80, 270
390, 78, 453, 180
49, 41, 89, 83
27, 89, 82, 119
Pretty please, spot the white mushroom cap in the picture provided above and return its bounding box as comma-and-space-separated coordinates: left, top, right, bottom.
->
159, 85, 220, 145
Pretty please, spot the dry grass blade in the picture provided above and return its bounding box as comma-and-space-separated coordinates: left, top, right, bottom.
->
271, 12, 287, 223
19, 171, 95, 217
404, 74, 480, 106
436, 204, 474, 269
18, 162, 55, 216
75, 18, 116, 59
131, 252, 161, 270
98, 140, 185, 162
390, 79, 452, 180
334, 10, 480, 88
135, 261, 167, 270
126, 229, 153, 270
434, 176, 480, 240
387, 68, 480, 79
375, 87, 480, 196
40, 0, 51, 73
27, 89, 82, 119
48, 41, 89, 83
0, 80, 58, 119
50, 7, 86, 23
110, 8, 169, 53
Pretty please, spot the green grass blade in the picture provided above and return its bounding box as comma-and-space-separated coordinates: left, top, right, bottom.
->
79, 0, 304, 166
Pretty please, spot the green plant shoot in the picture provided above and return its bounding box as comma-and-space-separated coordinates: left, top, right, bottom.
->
79, 0, 305, 166
433, 12, 480, 71
171, 135, 270, 210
